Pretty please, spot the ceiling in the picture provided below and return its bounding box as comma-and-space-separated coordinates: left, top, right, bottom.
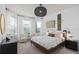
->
5, 4, 79, 17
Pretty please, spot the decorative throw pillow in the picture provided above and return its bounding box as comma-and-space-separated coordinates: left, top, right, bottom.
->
48, 33, 55, 37
55, 32, 62, 38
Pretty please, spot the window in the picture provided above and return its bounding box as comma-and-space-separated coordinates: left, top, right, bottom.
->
36, 21, 42, 33
7, 15, 17, 36
22, 20, 31, 36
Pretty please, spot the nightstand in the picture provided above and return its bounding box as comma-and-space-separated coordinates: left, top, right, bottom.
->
65, 40, 78, 51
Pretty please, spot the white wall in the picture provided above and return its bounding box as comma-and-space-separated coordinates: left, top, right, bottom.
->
61, 6, 79, 40
42, 5, 79, 40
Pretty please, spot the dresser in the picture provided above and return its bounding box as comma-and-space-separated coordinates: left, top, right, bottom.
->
0, 42, 17, 54
0, 38, 17, 54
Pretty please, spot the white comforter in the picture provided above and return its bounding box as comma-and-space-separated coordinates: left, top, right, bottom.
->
31, 35, 64, 49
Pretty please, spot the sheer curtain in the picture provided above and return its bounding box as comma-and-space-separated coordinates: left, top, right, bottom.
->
22, 20, 31, 35
5, 9, 32, 40
19, 16, 31, 40
5, 10, 18, 39
35, 18, 42, 36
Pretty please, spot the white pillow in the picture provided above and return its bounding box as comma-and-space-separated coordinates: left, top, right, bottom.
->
55, 32, 62, 38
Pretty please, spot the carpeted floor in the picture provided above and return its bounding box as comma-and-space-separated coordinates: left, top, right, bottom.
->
18, 41, 78, 54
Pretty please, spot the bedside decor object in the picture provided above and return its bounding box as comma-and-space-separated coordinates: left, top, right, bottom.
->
63, 30, 67, 40
34, 4, 47, 17
67, 31, 73, 39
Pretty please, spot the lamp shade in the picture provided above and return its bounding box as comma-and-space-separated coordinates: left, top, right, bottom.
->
34, 4, 47, 17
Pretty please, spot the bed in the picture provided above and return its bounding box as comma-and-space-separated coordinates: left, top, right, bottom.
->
31, 35, 65, 53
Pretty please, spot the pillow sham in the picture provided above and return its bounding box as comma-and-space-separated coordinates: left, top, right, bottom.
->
55, 32, 63, 38
48, 33, 55, 37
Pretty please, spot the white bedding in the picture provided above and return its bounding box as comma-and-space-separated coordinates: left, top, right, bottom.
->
31, 35, 65, 49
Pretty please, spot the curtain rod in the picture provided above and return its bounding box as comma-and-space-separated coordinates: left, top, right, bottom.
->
5, 8, 35, 19
5, 8, 25, 17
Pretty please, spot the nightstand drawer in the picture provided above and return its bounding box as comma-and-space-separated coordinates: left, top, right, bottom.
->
66, 42, 77, 46
65, 40, 78, 51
